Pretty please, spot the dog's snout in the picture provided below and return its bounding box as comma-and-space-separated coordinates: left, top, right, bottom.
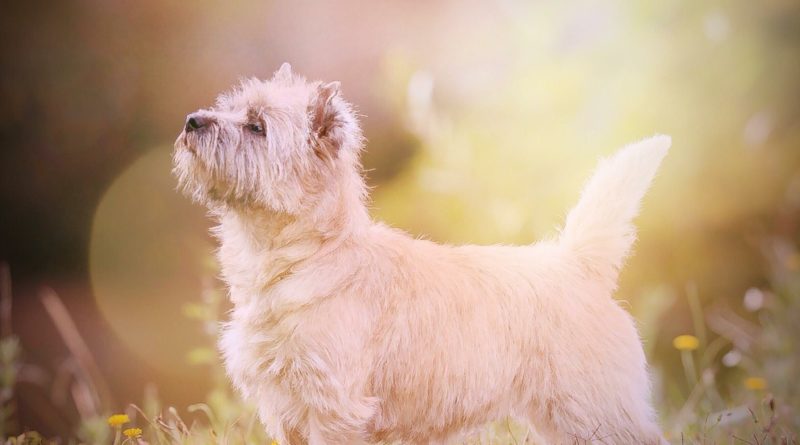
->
185, 113, 210, 132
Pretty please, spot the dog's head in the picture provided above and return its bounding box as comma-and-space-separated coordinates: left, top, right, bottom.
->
173, 63, 364, 215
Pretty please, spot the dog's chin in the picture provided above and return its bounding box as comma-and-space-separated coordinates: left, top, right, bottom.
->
174, 131, 192, 151
176, 168, 265, 212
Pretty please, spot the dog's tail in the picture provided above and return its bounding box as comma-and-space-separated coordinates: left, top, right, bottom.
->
559, 135, 670, 284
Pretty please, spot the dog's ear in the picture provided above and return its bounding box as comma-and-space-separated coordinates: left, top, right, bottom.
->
272, 63, 293, 83
309, 81, 342, 159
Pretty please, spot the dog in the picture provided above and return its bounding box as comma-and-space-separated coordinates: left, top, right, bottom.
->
173, 63, 671, 444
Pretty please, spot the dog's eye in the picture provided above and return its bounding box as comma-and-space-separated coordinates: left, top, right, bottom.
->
246, 122, 265, 135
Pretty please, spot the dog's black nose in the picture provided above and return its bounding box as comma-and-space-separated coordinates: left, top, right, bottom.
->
185, 113, 209, 132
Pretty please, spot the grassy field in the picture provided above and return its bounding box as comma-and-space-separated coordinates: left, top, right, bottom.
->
1, 252, 798, 445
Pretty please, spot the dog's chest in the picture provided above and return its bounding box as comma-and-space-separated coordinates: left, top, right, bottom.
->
218, 240, 281, 302
219, 303, 294, 402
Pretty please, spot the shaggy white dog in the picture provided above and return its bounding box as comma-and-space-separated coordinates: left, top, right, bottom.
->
173, 63, 671, 445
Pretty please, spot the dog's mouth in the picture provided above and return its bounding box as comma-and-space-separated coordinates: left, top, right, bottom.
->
174, 131, 198, 154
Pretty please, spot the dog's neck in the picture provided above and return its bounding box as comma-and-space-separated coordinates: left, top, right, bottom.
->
213, 176, 371, 304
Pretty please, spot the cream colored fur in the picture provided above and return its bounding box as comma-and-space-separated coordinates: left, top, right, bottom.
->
173, 63, 671, 445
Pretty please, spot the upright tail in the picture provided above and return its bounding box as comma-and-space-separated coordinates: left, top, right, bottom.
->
559, 135, 670, 282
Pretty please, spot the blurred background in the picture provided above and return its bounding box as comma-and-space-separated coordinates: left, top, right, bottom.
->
1, 0, 799, 442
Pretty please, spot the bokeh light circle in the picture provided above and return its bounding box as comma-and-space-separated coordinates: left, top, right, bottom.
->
89, 147, 213, 374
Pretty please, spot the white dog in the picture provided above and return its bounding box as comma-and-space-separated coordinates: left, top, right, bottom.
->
173, 63, 670, 445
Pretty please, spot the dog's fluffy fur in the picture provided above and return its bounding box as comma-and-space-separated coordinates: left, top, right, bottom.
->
173, 63, 671, 445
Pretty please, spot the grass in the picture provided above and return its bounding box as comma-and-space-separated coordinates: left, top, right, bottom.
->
1, 250, 798, 444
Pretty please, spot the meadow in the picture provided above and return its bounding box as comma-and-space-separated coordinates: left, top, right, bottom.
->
1, 238, 798, 444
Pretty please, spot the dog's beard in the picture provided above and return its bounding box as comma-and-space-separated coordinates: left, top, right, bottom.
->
173, 127, 265, 208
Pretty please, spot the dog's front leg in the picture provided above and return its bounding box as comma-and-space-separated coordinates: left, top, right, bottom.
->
305, 410, 374, 445
285, 351, 379, 444
294, 385, 378, 445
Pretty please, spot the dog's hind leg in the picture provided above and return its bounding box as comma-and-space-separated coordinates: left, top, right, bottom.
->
526, 387, 666, 445
522, 308, 666, 445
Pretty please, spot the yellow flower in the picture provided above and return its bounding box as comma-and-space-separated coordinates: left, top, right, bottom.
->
744, 377, 767, 390
107, 414, 130, 427
271, 441, 279, 445
123, 428, 142, 438
673, 335, 699, 351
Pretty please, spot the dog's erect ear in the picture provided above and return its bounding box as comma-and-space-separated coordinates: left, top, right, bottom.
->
309, 81, 342, 158
272, 63, 293, 82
